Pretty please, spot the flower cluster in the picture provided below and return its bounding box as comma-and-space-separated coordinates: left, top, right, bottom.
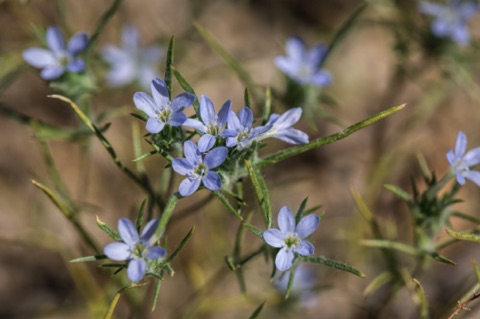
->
23, 26, 88, 80
275, 36, 332, 87
447, 131, 480, 186
419, 0, 479, 46
102, 25, 163, 89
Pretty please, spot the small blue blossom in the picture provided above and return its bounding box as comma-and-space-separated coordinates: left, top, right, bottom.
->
275, 36, 332, 87
22, 26, 88, 80
256, 107, 309, 145
446, 131, 480, 186
419, 0, 479, 45
104, 218, 166, 283
102, 25, 163, 89
263, 206, 320, 271
134, 77, 195, 134
226, 107, 271, 150
172, 135, 228, 196
183, 95, 237, 139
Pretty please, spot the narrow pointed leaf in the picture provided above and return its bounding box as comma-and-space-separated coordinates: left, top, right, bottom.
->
243, 223, 263, 239
151, 277, 163, 311
172, 66, 200, 114
248, 301, 266, 319
70, 255, 108, 263
361, 239, 419, 256
164, 36, 175, 100
96, 216, 121, 241
104, 284, 146, 319
364, 272, 393, 296
213, 190, 244, 221
446, 228, 480, 243
295, 197, 309, 224
245, 160, 272, 228
166, 226, 195, 262
412, 278, 429, 319
155, 192, 181, 241
451, 211, 480, 224
384, 184, 411, 203
244, 87, 251, 108
299, 255, 365, 278
135, 198, 147, 231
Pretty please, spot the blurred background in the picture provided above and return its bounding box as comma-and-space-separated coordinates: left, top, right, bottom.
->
2, 0, 480, 318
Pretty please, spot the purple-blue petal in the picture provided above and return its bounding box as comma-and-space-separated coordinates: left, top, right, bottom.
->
118, 218, 140, 246
46, 26, 65, 53
66, 59, 85, 72
446, 150, 456, 166
274, 128, 309, 144
238, 107, 253, 128
202, 171, 222, 191
278, 207, 296, 233
217, 100, 232, 126
296, 214, 320, 239
456, 171, 466, 185
168, 111, 187, 126
183, 118, 207, 133
310, 71, 332, 87
128, 258, 146, 282
40, 66, 65, 80
465, 171, 480, 187
183, 141, 200, 163
463, 147, 480, 167
172, 93, 195, 111
172, 158, 195, 176
104, 242, 131, 261
23, 48, 56, 68
200, 95, 215, 124
134, 92, 158, 117
275, 248, 295, 271
204, 146, 228, 169
295, 240, 315, 256
198, 134, 216, 153
140, 218, 160, 242
67, 32, 88, 55
263, 228, 285, 248
146, 117, 165, 134
178, 178, 201, 197
455, 131, 467, 158
227, 110, 242, 131
285, 36, 305, 62
147, 246, 167, 259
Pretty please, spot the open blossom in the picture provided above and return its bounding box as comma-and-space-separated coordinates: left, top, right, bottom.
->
183, 95, 237, 139
446, 131, 480, 186
102, 25, 162, 89
226, 107, 271, 150
419, 0, 479, 45
263, 207, 320, 271
256, 107, 309, 145
23, 26, 88, 80
172, 135, 228, 196
134, 77, 195, 134
275, 36, 332, 87
104, 218, 166, 282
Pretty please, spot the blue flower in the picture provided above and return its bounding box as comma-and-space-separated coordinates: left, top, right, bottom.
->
263, 206, 320, 271
22, 26, 88, 80
256, 107, 309, 145
226, 107, 271, 150
447, 131, 480, 186
134, 77, 195, 134
102, 25, 163, 89
172, 135, 228, 196
183, 95, 237, 138
275, 36, 332, 87
104, 218, 166, 283
419, 0, 479, 45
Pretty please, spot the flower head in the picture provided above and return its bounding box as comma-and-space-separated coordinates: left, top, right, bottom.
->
275, 36, 332, 87
256, 107, 309, 145
102, 25, 163, 89
226, 107, 271, 150
419, 0, 479, 45
447, 131, 480, 186
23, 26, 88, 80
172, 135, 228, 196
263, 207, 320, 271
134, 77, 195, 134
104, 218, 166, 282
183, 95, 237, 138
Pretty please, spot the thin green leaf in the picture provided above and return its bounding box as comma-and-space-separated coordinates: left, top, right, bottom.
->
412, 278, 429, 319
135, 198, 147, 231
166, 226, 195, 262
165, 36, 175, 99
384, 184, 411, 203
97, 216, 121, 241
299, 255, 365, 278
256, 104, 406, 168
244, 87, 251, 108
361, 239, 419, 257
446, 228, 480, 243
451, 211, 480, 224
151, 277, 163, 311
243, 222, 263, 239
172, 66, 200, 114
103, 284, 146, 319
295, 197, 309, 224
248, 301, 266, 319
262, 87, 271, 124
155, 192, 181, 241
213, 191, 244, 221
364, 272, 393, 297
70, 255, 107, 263
284, 266, 296, 300
431, 252, 456, 265
473, 259, 480, 283
245, 160, 272, 228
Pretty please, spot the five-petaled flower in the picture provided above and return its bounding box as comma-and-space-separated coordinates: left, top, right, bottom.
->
263, 206, 320, 271
172, 135, 228, 196
226, 107, 271, 150
256, 107, 309, 145
183, 95, 237, 139
134, 77, 195, 134
23, 26, 88, 80
104, 218, 166, 283
419, 0, 479, 46
447, 131, 480, 186
275, 36, 332, 87
102, 25, 163, 89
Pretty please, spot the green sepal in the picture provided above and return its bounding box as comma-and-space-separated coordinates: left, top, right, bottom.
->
166, 226, 195, 262
172, 66, 200, 114
299, 255, 365, 278
96, 216, 121, 241
248, 301, 266, 319
245, 160, 272, 228
164, 36, 175, 100
446, 228, 480, 243
70, 255, 108, 263
384, 184, 411, 203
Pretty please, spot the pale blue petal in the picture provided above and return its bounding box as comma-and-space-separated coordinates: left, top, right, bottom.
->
202, 171, 222, 191
465, 171, 480, 187
101, 45, 130, 64
275, 56, 298, 76
204, 146, 227, 169
183, 118, 206, 132
278, 206, 296, 233
274, 128, 309, 144
432, 19, 450, 37
227, 110, 242, 131
460, 3, 479, 19
46, 26, 65, 53
184, 141, 200, 163
457, 171, 466, 185
106, 65, 136, 87
295, 240, 314, 256
217, 100, 232, 126
66, 59, 85, 72
273, 108, 302, 130
200, 95, 215, 124
23, 48, 56, 68
446, 149, 456, 166
134, 92, 157, 117
285, 36, 305, 62
455, 131, 467, 157
172, 158, 195, 176
219, 129, 237, 138
118, 218, 139, 246
266, 114, 280, 126
178, 178, 201, 197
452, 24, 469, 45
198, 134, 216, 153
238, 107, 253, 127
140, 218, 160, 242
263, 229, 285, 248
128, 258, 146, 282
67, 32, 88, 55
168, 111, 187, 126
275, 248, 295, 271
142, 46, 163, 63
122, 25, 139, 50
147, 246, 166, 259
463, 147, 480, 167
172, 93, 195, 111
40, 66, 65, 80
419, 2, 445, 16
151, 78, 170, 107
146, 117, 164, 134
310, 71, 332, 87
307, 44, 328, 67
296, 215, 320, 239
104, 242, 131, 261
